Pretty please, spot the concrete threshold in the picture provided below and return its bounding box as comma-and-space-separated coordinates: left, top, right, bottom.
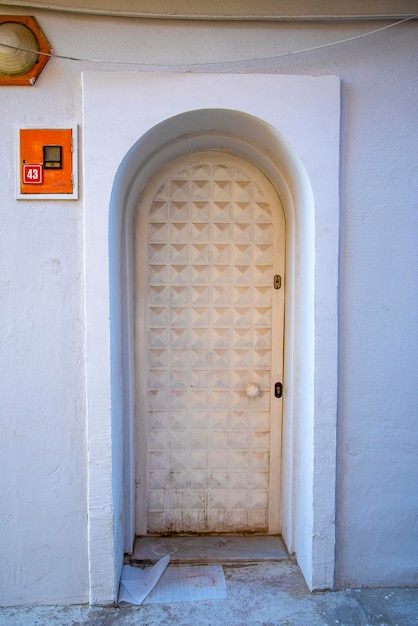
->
127, 534, 288, 564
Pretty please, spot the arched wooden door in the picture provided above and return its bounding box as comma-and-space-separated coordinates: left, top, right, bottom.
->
135, 151, 285, 535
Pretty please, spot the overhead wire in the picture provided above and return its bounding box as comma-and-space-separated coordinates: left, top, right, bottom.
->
0, 13, 416, 68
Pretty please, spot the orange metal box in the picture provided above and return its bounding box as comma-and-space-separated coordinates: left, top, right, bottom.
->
20, 128, 73, 194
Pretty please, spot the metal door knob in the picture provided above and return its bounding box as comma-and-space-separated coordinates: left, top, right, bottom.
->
245, 382, 260, 398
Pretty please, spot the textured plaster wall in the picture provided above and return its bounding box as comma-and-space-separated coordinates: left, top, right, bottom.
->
0, 44, 87, 603
0, 7, 417, 605
334, 32, 418, 586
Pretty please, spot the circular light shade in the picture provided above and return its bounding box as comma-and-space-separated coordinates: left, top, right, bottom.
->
0, 22, 39, 76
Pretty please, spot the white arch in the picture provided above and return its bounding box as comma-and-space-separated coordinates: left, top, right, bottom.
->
106, 108, 330, 593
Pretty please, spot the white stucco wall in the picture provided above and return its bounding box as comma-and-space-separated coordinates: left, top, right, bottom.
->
0, 72, 88, 603
0, 7, 417, 605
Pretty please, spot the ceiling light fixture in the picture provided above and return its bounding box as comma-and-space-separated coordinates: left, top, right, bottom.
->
0, 16, 51, 85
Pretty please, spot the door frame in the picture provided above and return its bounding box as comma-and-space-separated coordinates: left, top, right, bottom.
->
110, 107, 337, 582
83, 72, 340, 603
116, 117, 298, 552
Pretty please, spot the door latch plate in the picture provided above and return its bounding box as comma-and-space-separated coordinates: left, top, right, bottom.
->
274, 382, 283, 398
274, 274, 281, 289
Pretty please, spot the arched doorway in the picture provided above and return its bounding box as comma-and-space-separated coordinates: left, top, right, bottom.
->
82, 76, 341, 600
110, 108, 315, 555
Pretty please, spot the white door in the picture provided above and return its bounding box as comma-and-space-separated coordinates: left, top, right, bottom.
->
135, 152, 285, 535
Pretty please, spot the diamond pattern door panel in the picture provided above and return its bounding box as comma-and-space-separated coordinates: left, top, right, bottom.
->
138, 153, 284, 534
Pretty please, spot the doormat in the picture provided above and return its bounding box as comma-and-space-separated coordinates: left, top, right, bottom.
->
119, 556, 227, 605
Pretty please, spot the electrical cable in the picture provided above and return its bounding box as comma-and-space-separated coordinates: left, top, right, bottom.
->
0, 13, 416, 68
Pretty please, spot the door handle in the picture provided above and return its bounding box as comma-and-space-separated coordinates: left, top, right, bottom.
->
245, 382, 260, 398
274, 382, 283, 398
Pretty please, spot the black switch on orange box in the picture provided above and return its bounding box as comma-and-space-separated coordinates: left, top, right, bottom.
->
43, 145, 63, 169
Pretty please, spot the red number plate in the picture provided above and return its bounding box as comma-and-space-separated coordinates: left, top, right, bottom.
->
23, 164, 43, 184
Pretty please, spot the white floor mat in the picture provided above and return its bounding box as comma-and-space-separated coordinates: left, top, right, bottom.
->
144, 563, 227, 604
119, 557, 227, 605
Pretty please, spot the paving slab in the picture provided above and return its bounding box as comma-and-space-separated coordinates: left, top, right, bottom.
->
1, 561, 417, 626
